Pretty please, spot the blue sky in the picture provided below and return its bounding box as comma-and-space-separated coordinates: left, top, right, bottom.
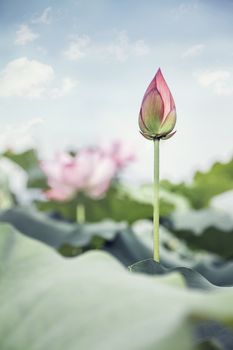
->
0, 0, 233, 182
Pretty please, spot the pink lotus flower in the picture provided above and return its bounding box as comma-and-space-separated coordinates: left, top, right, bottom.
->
41, 153, 79, 201
138, 68, 177, 140
101, 140, 135, 169
41, 141, 135, 202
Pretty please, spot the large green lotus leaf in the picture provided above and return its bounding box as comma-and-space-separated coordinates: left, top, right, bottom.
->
0, 207, 151, 264
103, 225, 151, 266
129, 258, 232, 291
195, 321, 233, 350
1, 208, 233, 285
133, 220, 233, 287
161, 158, 233, 209
0, 207, 127, 248
1, 224, 233, 350
4, 148, 47, 188
129, 259, 233, 348
170, 208, 233, 258
133, 221, 206, 272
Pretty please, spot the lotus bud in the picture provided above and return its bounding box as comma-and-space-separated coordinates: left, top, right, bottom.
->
138, 69, 176, 140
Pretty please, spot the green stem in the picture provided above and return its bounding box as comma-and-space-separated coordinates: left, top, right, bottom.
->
76, 203, 86, 224
153, 139, 160, 262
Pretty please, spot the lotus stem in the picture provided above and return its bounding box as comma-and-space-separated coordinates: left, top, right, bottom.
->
153, 139, 160, 262
76, 203, 86, 224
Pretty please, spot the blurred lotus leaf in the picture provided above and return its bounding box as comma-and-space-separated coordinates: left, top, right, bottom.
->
161, 158, 233, 209
3, 148, 47, 188
0, 224, 233, 350
0, 171, 13, 209
170, 208, 233, 258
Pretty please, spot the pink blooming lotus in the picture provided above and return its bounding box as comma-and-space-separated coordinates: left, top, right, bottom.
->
138, 68, 177, 140
101, 140, 135, 169
41, 141, 135, 202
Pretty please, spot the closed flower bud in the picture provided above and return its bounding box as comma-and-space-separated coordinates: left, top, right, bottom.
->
138, 69, 177, 140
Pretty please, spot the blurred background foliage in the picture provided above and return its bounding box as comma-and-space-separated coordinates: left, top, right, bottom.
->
1, 146, 233, 264
1, 145, 233, 349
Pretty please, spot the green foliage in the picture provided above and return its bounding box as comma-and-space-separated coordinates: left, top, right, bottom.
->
0, 172, 13, 209
195, 340, 222, 350
170, 208, 233, 258
133, 222, 233, 287
4, 148, 233, 212
0, 207, 126, 248
194, 159, 233, 202
2, 149, 189, 222
129, 258, 225, 291
2, 147, 233, 349
4, 148, 38, 171
0, 224, 233, 350
35, 182, 191, 226
161, 158, 233, 209
3, 148, 47, 188
0, 207, 151, 265
1, 209, 233, 288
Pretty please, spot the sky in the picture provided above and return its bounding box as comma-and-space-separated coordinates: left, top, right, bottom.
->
0, 0, 233, 183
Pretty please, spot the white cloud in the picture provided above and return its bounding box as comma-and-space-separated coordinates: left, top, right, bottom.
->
50, 77, 78, 98
178, 2, 199, 14
105, 32, 150, 62
172, 1, 200, 17
0, 57, 54, 98
0, 57, 77, 99
63, 32, 150, 62
0, 118, 44, 152
36, 46, 47, 55
182, 44, 204, 58
15, 24, 39, 45
197, 69, 233, 95
63, 35, 90, 61
31, 7, 52, 24
198, 70, 230, 86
